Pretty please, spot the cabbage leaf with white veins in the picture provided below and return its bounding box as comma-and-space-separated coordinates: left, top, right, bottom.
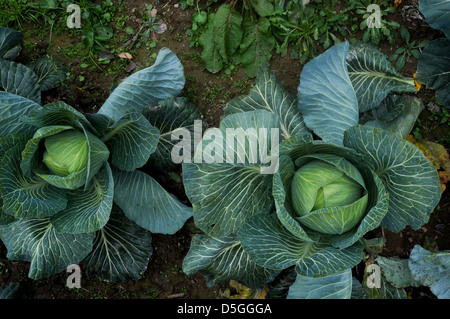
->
182, 41, 442, 298
0, 48, 194, 282
416, 0, 450, 109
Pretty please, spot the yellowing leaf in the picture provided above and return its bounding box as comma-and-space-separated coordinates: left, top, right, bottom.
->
413, 73, 422, 91
227, 280, 267, 299
407, 135, 450, 192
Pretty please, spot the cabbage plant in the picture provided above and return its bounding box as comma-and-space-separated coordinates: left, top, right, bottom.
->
181, 41, 442, 298
0, 48, 196, 282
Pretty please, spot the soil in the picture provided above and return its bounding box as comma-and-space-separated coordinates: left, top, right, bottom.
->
0, 0, 449, 300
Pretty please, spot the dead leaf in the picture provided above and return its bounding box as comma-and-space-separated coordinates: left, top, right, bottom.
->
118, 52, 133, 59
407, 135, 450, 192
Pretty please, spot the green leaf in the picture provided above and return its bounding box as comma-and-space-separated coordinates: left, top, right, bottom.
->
0, 27, 23, 59
416, 38, 450, 109
363, 95, 424, 139
145, 96, 205, 172
199, 13, 224, 73
224, 67, 310, 140
360, 93, 406, 123
80, 123, 110, 189
331, 169, 389, 249
376, 256, 421, 288
22, 101, 95, 133
0, 142, 67, 218
213, 5, 242, 62
362, 269, 408, 299
0, 92, 41, 138
0, 282, 24, 299
0, 60, 41, 104
287, 270, 353, 299
84, 208, 153, 283
266, 268, 297, 299
249, 0, 274, 17
239, 17, 276, 77
346, 42, 416, 112
272, 155, 318, 243
419, 0, 450, 38
182, 110, 279, 237
238, 214, 363, 276
27, 55, 68, 91
98, 48, 185, 121
343, 125, 442, 232
409, 245, 450, 299
93, 112, 159, 171
182, 234, 279, 289
50, 163, 113, 234
297, 41, 359, 146
0, 217, 94, 279
112, 168, 192, 234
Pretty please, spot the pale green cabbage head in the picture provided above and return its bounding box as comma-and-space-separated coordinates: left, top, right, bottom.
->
290, 156, 369, 235
42, 130, 89, 176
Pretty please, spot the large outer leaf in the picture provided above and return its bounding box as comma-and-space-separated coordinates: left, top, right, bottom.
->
182, 110, 279, 238
84, 208, 153, 283
88, 112, 159, 171
224, 67, 310, 139
22, 101, 92, 130
239, 17, 276, 77
409, 245, 450, 299
0, 60, 41, 104
298, 41, 359, 146
0, 92, 41, 138
344, 125, 441, 232
419, 0, 450, 38
0, 142, 67, 219
0, 217, 94, 280
112, 168, 192, 234
287, 270, 353, 299
98, 48, 185, 121
416, 38, 450, 109
213, 5, 242, 62
27, 55, 68, 91
238, 214, 363, 277
145, 96, 205, 172
182, 234, 280, 289
346, 42, 416, 112
0, 27, 23, 58
50, 163, 113, 234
